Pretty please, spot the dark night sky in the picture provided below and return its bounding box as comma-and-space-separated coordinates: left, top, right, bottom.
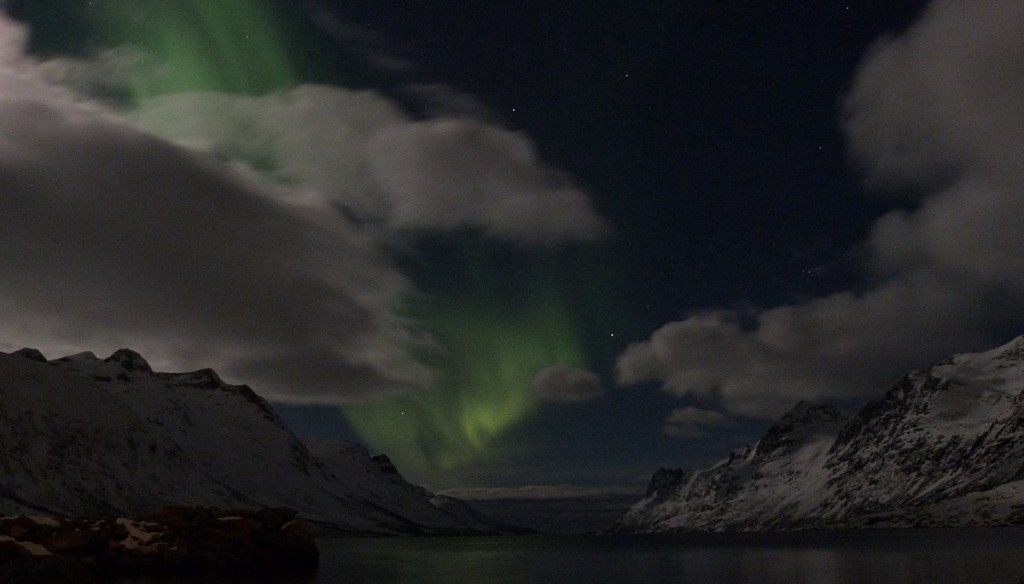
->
333, 2, 926, 304
3, 0, 1023, 493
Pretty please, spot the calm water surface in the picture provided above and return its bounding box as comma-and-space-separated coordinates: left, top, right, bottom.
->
315, 528, 1024, 584
122, 527, 1024, 584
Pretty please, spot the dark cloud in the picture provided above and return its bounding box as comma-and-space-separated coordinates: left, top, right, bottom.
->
304, 2, 417, 74
0, 92, 427, 402
398, 83, 500, 122
531, 365, 605, 403
663, 407, 734, 440
617, 0, 1024, 419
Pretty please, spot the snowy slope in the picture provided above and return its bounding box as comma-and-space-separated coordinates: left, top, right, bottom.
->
614, 336, 1024, 532
617, 402, 847, 531
0, 348, 504, 534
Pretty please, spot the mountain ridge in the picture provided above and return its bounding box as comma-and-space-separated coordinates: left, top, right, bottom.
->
0, 347, 509, 535
613, 335, 1024, 532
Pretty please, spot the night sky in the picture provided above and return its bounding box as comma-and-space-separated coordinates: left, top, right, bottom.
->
3, 0, 1023, 493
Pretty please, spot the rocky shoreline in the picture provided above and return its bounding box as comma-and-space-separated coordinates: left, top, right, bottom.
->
0, 506, 318, 583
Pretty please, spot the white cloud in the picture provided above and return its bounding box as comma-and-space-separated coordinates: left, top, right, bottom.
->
132, 89, 607, 244
844, 0, 1024, 191
0, 10, 24, 64
617, 0, 1024, 420
531, 365, 605, 403
132, 87, 403, 220
367, 119, 608, 244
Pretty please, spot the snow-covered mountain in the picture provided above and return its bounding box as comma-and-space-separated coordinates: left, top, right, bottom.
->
614, 336, 1024, 532
0, 348, 507, 535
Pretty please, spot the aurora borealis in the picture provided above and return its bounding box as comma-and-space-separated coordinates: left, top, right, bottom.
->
345, 241, 598, 478
345, 297, 584, 474
6, 0, 1024, 494
7, 0, 614, 485
92, 0, 297, 100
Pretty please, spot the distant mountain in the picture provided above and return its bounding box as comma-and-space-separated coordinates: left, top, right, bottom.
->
613, 336, 1024, 532
0, 348, 507, 535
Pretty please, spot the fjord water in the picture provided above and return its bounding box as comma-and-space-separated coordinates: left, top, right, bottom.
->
118, 527, 1024, 583
311, 528, 1024, 584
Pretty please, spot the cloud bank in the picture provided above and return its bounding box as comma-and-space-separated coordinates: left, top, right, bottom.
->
131, 88, 607, 244
617, 0, 1024, 419
0, 13, 606, 403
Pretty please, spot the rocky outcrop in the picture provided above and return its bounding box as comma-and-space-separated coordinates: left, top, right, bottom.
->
103, 348, 153, 373
645, 468, 689, 498
0, 506, 316, 582
613, 335, 1024, 532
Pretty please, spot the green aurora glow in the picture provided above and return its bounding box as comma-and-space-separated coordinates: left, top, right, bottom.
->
26, 0, 617, 483
94, 0, 297, 100
343, 278, 588, 479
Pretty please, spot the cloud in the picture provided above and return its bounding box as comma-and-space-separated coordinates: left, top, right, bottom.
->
531, 365, 605, 403
398, 82, 500, 121
663, 407, 733, 439
132, 87, 404, 221
617, 0, 1024, 419
843, 0, 1024, 192
0, 12, 606, 404
0, 93, 427, 403
304, 3, 417, 75
0, 10, 23, 63
367, 119, 608, 244
131, 89, 607, 244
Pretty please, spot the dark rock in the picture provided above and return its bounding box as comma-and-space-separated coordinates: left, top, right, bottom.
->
263, 519, 319, 571
0, 517, 36, 540
104, 349, 153, 373
0, 507, 318, 578
756, 401, 845, 460
0, 537, 33, 563
373, 453, 400, 475
646, 468, 688, 497
0, 555, 100, 584
165, 368, 225, 389
45, 527, 91, 552
10, 348, 46, 362
255, 507, 299, 531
